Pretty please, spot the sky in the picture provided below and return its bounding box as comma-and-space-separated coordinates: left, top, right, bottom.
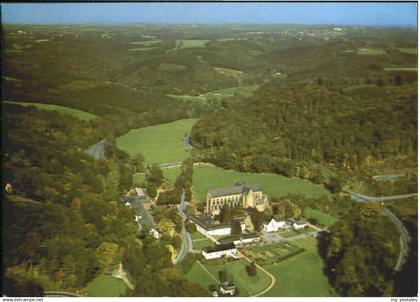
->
1, 3, 417, 27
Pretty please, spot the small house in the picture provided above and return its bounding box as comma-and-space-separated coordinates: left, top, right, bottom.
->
263, 218, 287, 232
219, 281, 236, 296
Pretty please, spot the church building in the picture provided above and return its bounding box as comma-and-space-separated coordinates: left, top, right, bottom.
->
204, 183, 268, 214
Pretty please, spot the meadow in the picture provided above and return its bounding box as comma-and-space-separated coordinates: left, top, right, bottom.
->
81, 274, 128, 297
384, 67, 417, 72
262, 237, 336, 297
357, 48, 386, 55
191, 165, 331, 203
116, 118, 198, 164
304, 207, 337, 226
398, 47, 417, 54
4, 101, 97, 121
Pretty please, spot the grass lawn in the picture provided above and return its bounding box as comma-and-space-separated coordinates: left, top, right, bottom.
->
262, 237, 336, 297
162, 167, 181, 183
185, 262, 217, 292
81, 274, 128, 297
398, 47, 417, 54
204, 259, 272, 296
193, 238, 214, 250
384, 67, 417, 72
175, 39, 210, 49
357, 48, 386, 55
191, 165, 331, 203
279, 230, 299, 238
304, 208, 337, 226
116, 118, 198, 164
190, 231, 207, 240
4, 101, 97, 121
133, 173, 146, 186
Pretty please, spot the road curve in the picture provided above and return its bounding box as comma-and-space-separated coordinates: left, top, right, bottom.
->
175, 190, 192, 264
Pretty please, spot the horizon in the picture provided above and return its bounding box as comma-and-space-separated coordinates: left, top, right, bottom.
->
1, 3, 417, 27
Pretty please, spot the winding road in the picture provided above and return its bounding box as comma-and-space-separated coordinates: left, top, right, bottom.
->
349, 190, 413, 271
175, 190, 192, 264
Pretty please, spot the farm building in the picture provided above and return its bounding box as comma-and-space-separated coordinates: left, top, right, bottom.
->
290, 219, 309, 230
205, 183, 268, 214
263, 218, 288, 232
202, 243, 238, 260
218, 233, 261, 246
189, 214, 245, 236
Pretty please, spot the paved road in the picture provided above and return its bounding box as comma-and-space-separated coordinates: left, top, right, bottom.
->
85, 138, 106, 160
372, 174, 405, 181
350, 191, 412, 272
348, 191, 417, 203
175, 190, 192, 264
184, 134, 193, 150
44, 291, 83, 297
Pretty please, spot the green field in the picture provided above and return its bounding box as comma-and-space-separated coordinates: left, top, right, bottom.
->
204, 259, 272, 296
357, 48, 386, 55
192, 238, 214, 250
398, 47, 417, 54
133, 173, 146, 186
130, 40, 161, 46
304, 208, 337, 226
191, 165, 331, 203
263, 237, 336, 297
279, 230, 299, 238
166, 94, 207, 102
175, 39, 210, 49
190, 231, 207, 240
81, 274, 128, 297
116, 118, 198, 164
185, 262, 217, 292
4, 101, 97, 121
384, 67, 417, 72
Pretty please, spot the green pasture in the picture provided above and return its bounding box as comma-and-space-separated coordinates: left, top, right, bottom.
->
204, 259, 272, 296
116, 118, 198, 164
129, 40, 161, 46
190, 231, 207, 240
263, 237, 336, 297
175, 39, 210, 49
191, 165, 331, 203
185, 262, 217, 292
192, 238, 214, 250
357, 48, 386, 55
384, 67, 417, 72
4, 101, 97, 121
304, 208, 337, 226
81, 274, 128, 297
398, 47, 417, 54
133, 173, 146, 186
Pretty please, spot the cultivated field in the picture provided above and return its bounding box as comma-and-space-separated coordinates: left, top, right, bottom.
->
191, 165, 331, 203
116, 118, 198, 164
81, 274, 128, 297
4, 101, 97, 121
304, 208, 337, 226
262, 237, 336, 297
242, 242, 303, 266
398, 47, 417, 54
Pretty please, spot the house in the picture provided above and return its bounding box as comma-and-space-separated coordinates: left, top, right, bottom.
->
218, 233, 261, 246
149, 227, 161, 239
263, 218, 287, 232
189, 214, 246, 237
219, 281, 237, 296
290, 219, 308, 230
202, 243, 238, 260
205, 183, 268, 214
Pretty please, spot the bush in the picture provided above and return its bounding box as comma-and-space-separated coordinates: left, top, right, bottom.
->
246, 262, 257, 276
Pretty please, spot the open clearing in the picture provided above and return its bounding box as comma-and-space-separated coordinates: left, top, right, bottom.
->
81, 274, 127, 297
192, 165, 331, 203
262, 237, 335, 297
167, 85, 259, 102
116, 118, 198, 164
4, 101, 97, 121
304, 208, 337, 226
398, 47, 417, 54
357, 48, 386, 55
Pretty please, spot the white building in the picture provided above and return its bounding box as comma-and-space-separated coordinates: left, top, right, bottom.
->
219, 282, 236, 296
149, 227, 161, 239
291, 220, 308, 230
135, 187, 146, 197
189, 214, 246, 237
263, 218, 287, 232
202, 243, 238, 260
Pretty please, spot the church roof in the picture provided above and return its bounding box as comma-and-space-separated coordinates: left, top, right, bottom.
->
208, 184, 261, 198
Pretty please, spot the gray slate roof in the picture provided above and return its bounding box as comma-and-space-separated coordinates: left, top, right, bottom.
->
208, 184, 261, 198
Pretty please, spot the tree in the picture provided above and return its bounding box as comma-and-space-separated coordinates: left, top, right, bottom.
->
231, 219, 242, 235
246, 262, 257, 276
219, 269, 229, 283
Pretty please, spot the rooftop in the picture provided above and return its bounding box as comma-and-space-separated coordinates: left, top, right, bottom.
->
208, 183, 261, 198
203, 243, 236, 253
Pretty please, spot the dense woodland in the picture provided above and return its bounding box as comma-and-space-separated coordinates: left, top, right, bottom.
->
1, 24, 417, 297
